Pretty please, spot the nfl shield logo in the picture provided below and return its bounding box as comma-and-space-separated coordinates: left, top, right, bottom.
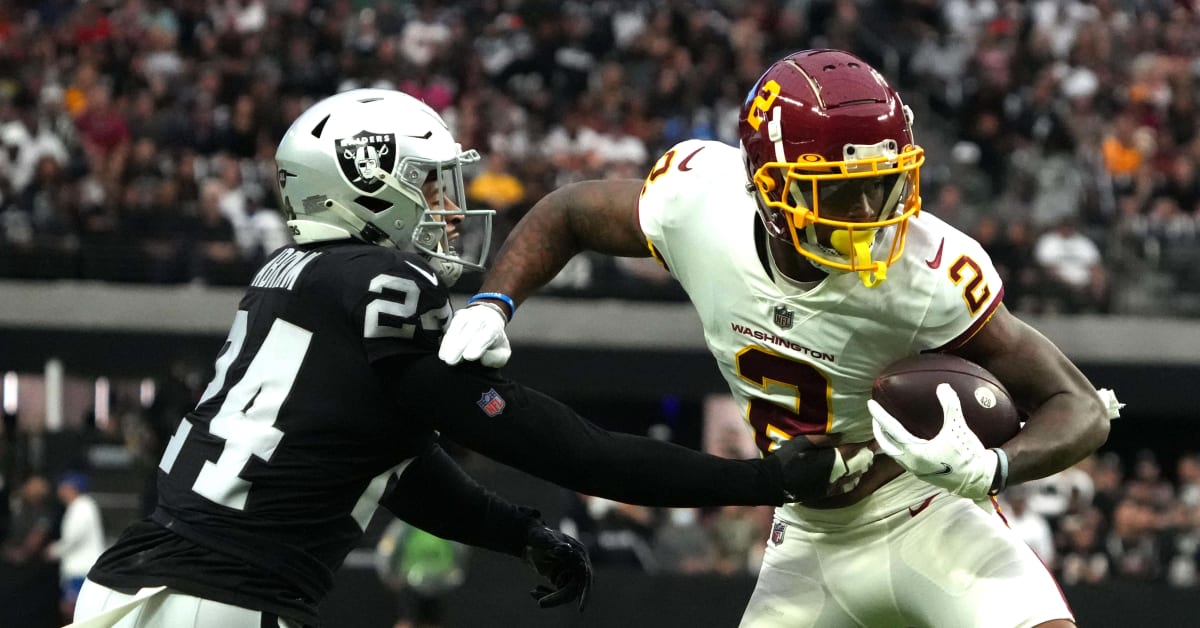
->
770, 521, 787, 546
476, 388, 507, 417
773, 305, 794, 330
335, 130, 398, 194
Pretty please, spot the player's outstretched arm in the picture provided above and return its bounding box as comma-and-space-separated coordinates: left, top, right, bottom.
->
380, 355, 859, 506
379, 445, 591, 611
477, 179, 647, 316
439, 179, 646, 367
951, 304, 1110, 486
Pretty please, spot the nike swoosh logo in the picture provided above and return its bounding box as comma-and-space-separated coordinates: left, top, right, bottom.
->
918, 463, 954, 477
925, 238, 945, 269
405, 260, 439, 286
908, 495, 935, 517
678, 146, 706, 171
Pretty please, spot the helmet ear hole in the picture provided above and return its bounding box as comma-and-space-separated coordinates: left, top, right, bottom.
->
354, 195, 393, 214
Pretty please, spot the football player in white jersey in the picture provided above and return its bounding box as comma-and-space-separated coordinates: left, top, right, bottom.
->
440, 49, 1119, 627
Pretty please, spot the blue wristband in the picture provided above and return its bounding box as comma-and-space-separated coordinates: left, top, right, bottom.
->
468, 292, 515, 321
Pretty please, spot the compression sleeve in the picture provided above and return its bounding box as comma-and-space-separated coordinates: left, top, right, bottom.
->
376, 354, 788, 507
378, 444, 540, 558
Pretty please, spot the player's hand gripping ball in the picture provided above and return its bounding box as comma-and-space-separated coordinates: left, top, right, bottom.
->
870, 353, 1020, 448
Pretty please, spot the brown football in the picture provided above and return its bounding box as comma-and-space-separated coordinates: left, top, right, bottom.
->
871, 353, 1020, 448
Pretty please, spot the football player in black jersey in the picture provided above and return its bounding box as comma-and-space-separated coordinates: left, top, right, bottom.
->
72, 90, 863, 628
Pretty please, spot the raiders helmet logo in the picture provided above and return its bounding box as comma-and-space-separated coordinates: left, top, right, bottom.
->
335, 131, 397, 193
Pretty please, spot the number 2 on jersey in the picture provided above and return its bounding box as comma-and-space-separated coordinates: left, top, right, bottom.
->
948, 255, 991, 315
735, 346, 832, 453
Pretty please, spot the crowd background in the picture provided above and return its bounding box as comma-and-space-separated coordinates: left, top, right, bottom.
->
2, 1, 1200, 625
2, 0, 1200, 313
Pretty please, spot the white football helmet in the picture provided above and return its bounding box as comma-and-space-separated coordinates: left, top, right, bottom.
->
274, 89, 492, 283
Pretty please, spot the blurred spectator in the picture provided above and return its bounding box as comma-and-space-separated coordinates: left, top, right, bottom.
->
1026, 457, 1096, 528
653, 508, 718, 575
44, 471, 104, 622
976, 217, 1040, 312
710, 505, 772, 576
190, 178, 244, 285
1125, 449, 1175, 511
467, 152, 526, 213
1033, 217, 1110, 314
400, 1, 452, 70
1089, 452, 1126, 522
244, 197, 291, 265
0, 117, 69, 196
1159, 154, 1200, 216
587, 497, 659, 572
1002, 486, 1056, 566
1106, 497, 1167, 581
1101, 110, 1149, 198
74, 83, 130, 183
123, 178, 188, 283
929, 182, 979, 232
1164, 492, 1200, 589
1058, 507, 1110, 586
2, 475, 59, 565
1178, 453, 1200, 509
557, 490, 599, 559
375, 519, 468, 628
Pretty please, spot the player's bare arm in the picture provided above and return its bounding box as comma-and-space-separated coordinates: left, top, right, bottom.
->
481, 179, 646, 312
952, 304, 1110, 485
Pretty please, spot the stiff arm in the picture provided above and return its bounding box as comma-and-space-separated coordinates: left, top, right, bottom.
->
480, 179, 647, 315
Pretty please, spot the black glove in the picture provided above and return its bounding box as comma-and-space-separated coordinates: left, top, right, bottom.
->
522, 524, 592, 611
764, 436, 837, 503
766, 438, 878, 503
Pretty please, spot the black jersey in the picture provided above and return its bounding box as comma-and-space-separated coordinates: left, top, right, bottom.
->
88, 242, 454, 626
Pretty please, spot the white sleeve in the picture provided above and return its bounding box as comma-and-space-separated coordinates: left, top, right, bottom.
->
636, 139, 713, 275
916, 230, 1006, 351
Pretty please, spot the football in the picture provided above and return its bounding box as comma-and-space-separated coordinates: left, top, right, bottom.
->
871, 353, 1020, 448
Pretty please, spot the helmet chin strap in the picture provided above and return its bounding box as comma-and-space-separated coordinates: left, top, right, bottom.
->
322, 198, 396, 247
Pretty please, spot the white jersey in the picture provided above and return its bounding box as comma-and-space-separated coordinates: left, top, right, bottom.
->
638, 140, 1003, 459
638, 141, 1076, 627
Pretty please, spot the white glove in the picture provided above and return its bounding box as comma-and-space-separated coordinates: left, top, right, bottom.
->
438, 303, 512, 368
868, 383, 999, 501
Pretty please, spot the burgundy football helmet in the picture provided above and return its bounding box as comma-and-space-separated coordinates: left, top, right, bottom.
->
739, 49, 925, 287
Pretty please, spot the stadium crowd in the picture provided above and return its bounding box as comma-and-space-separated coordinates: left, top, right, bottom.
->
1, 1, 1200, 313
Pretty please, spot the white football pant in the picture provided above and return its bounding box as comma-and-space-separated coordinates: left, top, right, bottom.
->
740, 473, 1073, 628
